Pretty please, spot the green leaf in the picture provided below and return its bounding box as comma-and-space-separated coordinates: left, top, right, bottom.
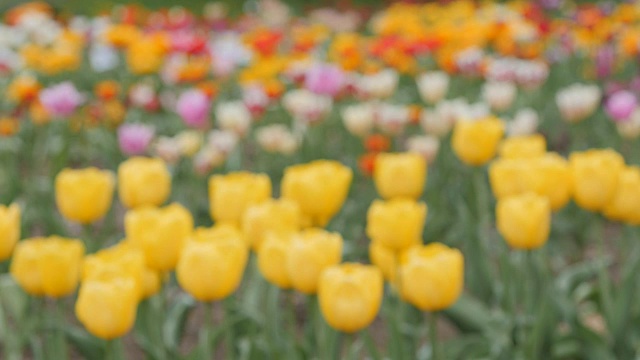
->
64, 326, 105, 360
162, 293, 196, 354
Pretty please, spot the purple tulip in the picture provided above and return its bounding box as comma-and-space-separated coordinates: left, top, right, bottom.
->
39, 82, 85, 118
176, 89, 211, 128
118, 124, 155, 155
304, 63, 345, 97
606, 90, 637, 122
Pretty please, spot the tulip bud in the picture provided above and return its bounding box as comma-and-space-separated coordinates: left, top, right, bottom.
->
498, 134, 546, 159
318, 263, 383, 333
0, 203, 20, 261
341, 102, 374, 137
489, 158, 531, 199
81, 242, 146, 300
603, 166, 640, 224
526, 153, 572, 211
374, 152, 427, 200
118, 157, 171, 209
367, 199, 427, 252
399, 243, 464, 311
286, 229, 343, 294
55, 167, 115, 224
242, 199, 301, 251
452, 117, 505, 166
570, 149, 625, 212
416, 71, 449, 104
482, 81, 517, 112
209, 172, 272, 226
497, 192, 551, 250
258, 232, 293, 289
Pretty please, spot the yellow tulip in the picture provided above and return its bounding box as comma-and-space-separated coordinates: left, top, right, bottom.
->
373, 152, 427, 200
452, 117, 505, 166
242, 199, 301, 251
498, 134, 546, 159
286, 229, 343, 294
603, 166, 640, 223
126, 38, 165, 75
369, 241, 419, 282
526, 153, 572, 211
55, 168, 115, 224
488, 158, 531, 199
125, 203, 194, 271
497, 192, 551, 250
75, 277, 138, 339
142, 268, 162, 298
281, 160, 353, 227
0, 203, 20, 261
193, 224, 246, 246
81, 242, 145, 300
209, 172, 272, 225
257, 233, 293, 289
118, 157, 171, 209
176, 234, 248, 302
570, 149, 625, 211
318, 263, 383, 333
10, 236, 85, 298
399, 243, 464, 311
366, 199, 427, 252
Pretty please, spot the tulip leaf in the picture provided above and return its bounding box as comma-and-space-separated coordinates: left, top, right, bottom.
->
0, 275, 28, 321
162, 293, 196, 354
63, 326, 105, 360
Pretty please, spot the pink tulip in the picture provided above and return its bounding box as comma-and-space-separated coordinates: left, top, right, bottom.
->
606, 90, 637, 122
176, 89, 210, 128
39, 82, 85, 118
304, 63, 345, 97
118, 124, 155, 156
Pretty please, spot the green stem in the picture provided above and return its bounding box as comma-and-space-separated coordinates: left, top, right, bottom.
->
54, 300, 68, 360
105, 338, 125, 360
82, 224, 97, 254
223, 299, 236, 360
200, 302, 214, 360
429, 312, 441, 360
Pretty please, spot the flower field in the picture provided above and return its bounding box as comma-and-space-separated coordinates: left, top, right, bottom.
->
1, 0, 640, 359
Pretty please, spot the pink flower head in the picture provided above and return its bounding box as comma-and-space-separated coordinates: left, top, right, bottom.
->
39, 82, 85, 118
606, 90, 637, 122
118, 124, 155, 156
176, 89, 211, 128
304, 63, 345, 97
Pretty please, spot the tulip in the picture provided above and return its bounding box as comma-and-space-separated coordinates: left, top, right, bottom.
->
118, 157, 171, 209
369, 241, 419, 283
176, 233, 248, 301
10, 236, 85, 297
488, 158, 531, 199
603, 166, 640, 224
305, 63, 345, 97
258, 233, 293, 289
75, 277, 138, 339
281, 160, 352, 227
373, 152, 427, 200
176, 89, 210, 129
0, 203, 20, 261
215, 101, 252, 136
193, 224, 246, 246
416, 71, 449, 104
367, 199, 427, 252
498, 134, 546, 159
125, 203, 194, 271
209, 172, 271, 225
497, 193, 551, 250
242, 199, 300, 251
526, 153, 572, 211
81, 242, 145, 300
117, 124, 155, 156
570, 149, 625, 212
399, 243, 464, 311
39, 82, 85, 118
318, 263, 383, 333
55, 167, 115, 224
452, 117, 505, 166
482, 81, 517, 112
556, 84, 601, 123
286, 229, 343, 294
605, 90, 637, 122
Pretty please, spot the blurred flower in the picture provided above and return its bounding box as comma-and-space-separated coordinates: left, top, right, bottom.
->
527, 153, 573, 211
177, 230, 248, 301
207, 130, 238, 154
55, 167, 115, 224
506, 108, 539, 137
176, 89, 210, 128
255, 124, 298, 154
497, 192, 551, 250
125, 203, 194, 271
318, 263, 383, 333
89, 44, 119, 72
603, 166, 640, 223
617, 109, 640, 139
283, 89, 332, 125
498, 134, 546, 159
605, 90, 637, 122
375, 103, 410, 135
215, 101, 251, 136
342, 102, 375, 137
515, 60, 548, 90
416, 71, 449, 104
369, 241, 418, 283
39, 82, 85, 118
7, 74, 40, 103
243, 198, 300, 251
287, 228, 343, 294
482, 81, 517, 112
258, 232, 293, 288
281, 160, 352, 227
76, 277, 138, 339
153, 136, 181, 165
129, 83, 156, 108
452, 117, 505, 166
193, 146, 225, 175
355, 69, 398, 99
570, 149, 625, 211
406, 136, 440, 164
81, 242, 145, 300
556, 84, 601, 123
242, 84, 270, 117
374, 152, 427, 200
305, 63, 345, 97
118, 157, 171, 209
118, 124, 155, 156
11, 236, 85, 297
399, 243, 464, 311
367, 198, 427, 252
489, 158, 530, 199
176, 130, 203, 157
0, 204, 20, 261
209, 172, 271, 225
